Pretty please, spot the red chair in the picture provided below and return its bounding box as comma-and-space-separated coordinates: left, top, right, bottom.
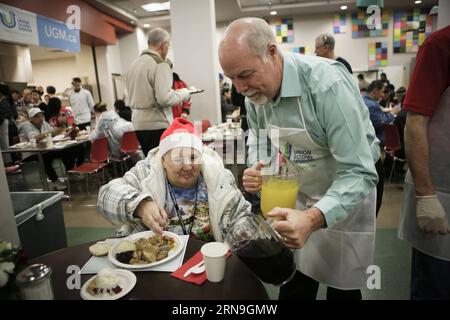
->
5, 164, 21, 174
201, 119, 212, 133
383, 123, 406, 183
67, 137, 109, 196
111, 131, 141, 175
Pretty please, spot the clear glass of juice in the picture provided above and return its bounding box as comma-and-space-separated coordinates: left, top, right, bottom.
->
260, 173, 299, 218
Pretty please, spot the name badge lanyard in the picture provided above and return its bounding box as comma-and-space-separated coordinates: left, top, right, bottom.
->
167, 180, 199, 236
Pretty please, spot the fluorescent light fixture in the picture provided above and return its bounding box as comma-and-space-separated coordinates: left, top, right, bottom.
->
340, 5, 348, 10
270, 10, 277, 15
143, 23, 150, 28
414, 0, 422, 4
142, 2, 170, 12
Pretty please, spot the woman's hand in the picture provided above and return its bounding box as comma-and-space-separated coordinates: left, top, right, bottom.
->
134, 199, 168, 234
242, 161, 265, 193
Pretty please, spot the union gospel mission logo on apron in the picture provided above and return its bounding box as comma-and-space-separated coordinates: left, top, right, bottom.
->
284, 144, 313, 164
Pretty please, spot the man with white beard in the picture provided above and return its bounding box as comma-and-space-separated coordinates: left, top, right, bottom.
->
219, 17, 380, 300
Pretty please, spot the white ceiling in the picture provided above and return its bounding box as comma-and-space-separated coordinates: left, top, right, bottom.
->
87, 0, 439, 28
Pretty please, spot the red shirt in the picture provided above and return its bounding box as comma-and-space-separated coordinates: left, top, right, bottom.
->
172, 79, 191, 118
403, 25, 450, 116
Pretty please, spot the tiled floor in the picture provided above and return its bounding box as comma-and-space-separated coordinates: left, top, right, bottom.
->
8, 163, 411, 300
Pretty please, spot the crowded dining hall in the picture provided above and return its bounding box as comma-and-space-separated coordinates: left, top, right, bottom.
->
1, 0, 449, 303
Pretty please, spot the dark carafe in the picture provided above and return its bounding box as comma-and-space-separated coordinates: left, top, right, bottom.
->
234, 238, 295, 285
225, 214, 296, 286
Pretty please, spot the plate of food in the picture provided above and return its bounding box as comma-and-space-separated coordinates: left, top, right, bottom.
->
80, 268, 136, 300
108, 231, 183, 269
10, 142, 31, 149
52, 134, 69, 142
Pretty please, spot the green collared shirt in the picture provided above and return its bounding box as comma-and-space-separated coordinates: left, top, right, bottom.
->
246, 52, 380, 227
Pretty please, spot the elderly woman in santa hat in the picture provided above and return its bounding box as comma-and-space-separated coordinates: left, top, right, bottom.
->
98, 117, 252, 242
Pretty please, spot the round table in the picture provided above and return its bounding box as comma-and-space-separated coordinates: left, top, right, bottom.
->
30, 239, 269, 300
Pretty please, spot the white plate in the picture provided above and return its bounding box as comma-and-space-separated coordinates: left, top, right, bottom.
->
52, 134, 68, 142
11, 142, 31, 149
80, 269, 136, 300
108, 231, 183, 269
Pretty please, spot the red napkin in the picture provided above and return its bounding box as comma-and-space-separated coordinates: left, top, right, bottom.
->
171, 250, 232, 285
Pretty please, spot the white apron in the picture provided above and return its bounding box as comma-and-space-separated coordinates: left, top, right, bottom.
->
399, 86, 450, 261
263, 97, 376, 289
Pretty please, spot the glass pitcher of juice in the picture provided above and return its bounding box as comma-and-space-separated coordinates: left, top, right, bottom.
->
260, 172, 299, 218
225, 214, 296, 286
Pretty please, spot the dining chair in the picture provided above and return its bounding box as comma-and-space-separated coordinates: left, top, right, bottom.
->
110, 131, 141, 176
67, 136, 109, 197
383, 123, 406, 183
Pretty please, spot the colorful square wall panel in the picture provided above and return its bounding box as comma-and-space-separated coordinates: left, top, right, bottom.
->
272, 17, 294, 43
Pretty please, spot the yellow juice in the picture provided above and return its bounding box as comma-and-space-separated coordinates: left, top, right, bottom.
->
260, 179, 299, 218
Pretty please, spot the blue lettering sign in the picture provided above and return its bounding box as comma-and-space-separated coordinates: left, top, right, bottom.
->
37, 15, 79, 52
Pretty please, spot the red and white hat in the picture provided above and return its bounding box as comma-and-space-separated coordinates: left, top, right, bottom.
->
159, 117, 203, 156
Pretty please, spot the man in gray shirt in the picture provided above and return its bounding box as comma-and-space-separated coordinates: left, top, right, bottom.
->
125, 28, 191, 156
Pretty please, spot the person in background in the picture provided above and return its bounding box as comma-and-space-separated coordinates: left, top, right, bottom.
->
31, 89, 41, 106
363, 80, 395, 216
36, 85, 45, 98
315, 33, 353, 74
114, 99, 132, 122
0, 83, 15, 164
220, 18, 378, 300
399, 25, 450, 300
221, 87, 236, 123
46, 86, 57, 98
172, 72, 191, 119
43, 94, 50, 105
380, 84, 395, 109
363, 80, 395, 147
46, 98, 64, 126
90, 103, 134, 159
18, 108, 69, 191
219, 73, 224, 90
16, 89, 33, 122
19, 89, 32, 107
357, 73, 370, 92
125, 27, 191, 157
380, 72, 390, 86
98, 117, 252, 240
11, 89, 20, 107
231, 84, 248, 132
391, 87, 407, 114
69, 77, 95, 130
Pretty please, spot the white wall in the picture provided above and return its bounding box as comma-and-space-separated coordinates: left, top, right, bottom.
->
438, 0, 450, 30
30, 57, 77, 94
75, 44, 99, 102
95, 43, 123, 109
215, 11, 426, 89
171, 0, 221, 124
118, 27, 148, 76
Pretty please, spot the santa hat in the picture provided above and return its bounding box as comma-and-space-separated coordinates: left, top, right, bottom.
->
159, 117, 203, 156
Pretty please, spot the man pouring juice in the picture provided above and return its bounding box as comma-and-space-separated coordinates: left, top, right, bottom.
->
219, 18, 379, 300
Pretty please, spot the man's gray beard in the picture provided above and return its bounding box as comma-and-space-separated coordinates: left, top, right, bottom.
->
248, 94, 268, 106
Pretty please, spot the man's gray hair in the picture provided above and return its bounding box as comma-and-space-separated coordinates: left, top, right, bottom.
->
148, 27, 170, 46
225, 17, 277, 61
316, 33, 335, 50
